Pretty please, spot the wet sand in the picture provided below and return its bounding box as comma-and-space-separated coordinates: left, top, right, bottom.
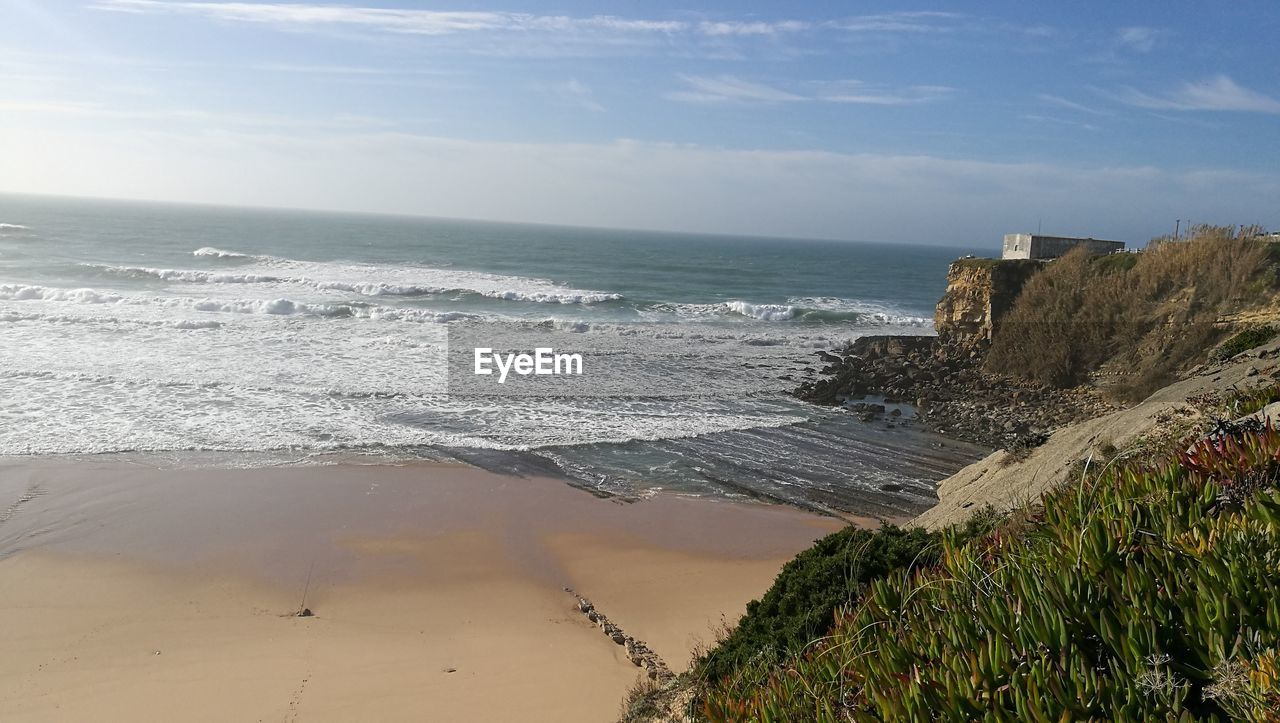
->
0, 460, 846, 722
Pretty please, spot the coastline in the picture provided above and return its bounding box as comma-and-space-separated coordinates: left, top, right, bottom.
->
0, 459, 844, 721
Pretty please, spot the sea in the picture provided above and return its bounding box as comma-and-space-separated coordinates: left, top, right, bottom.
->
0, 194, 987, 517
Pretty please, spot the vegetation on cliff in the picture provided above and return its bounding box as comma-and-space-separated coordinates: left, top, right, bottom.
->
700, 421, 1280, 720
1214, 326, 1280, 364
697, 526, 939, 684
985, 226, 1279, 400
698, 514, 1002, 685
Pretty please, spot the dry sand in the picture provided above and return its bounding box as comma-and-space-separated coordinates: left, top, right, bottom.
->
0, 461, 844, 722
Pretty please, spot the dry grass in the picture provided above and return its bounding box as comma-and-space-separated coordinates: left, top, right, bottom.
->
986, 225, 1276, 400
617, 617, 735, 723
618, 675, 667, 723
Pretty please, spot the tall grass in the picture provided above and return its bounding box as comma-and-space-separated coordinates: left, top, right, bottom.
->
985, 226, 1275, 399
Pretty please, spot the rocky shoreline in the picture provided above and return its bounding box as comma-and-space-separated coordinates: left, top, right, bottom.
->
793, 334, 1115, 451
790, 255, 1121, 451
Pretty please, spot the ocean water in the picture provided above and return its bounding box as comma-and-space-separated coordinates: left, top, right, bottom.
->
0, 194, 986, 516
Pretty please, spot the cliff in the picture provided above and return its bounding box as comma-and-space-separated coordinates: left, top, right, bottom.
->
933, 258, 1042, 347
922, 230, 1280, 527
799, 229, 1280, 484
794, 255, 1107, 450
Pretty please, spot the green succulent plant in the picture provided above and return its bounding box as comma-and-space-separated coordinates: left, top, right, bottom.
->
704, 427, 1280, 721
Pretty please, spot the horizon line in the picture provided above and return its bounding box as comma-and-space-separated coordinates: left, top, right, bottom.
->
0, 188, 997, 251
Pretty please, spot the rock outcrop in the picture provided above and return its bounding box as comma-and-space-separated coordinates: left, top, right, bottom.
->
565, 588, 673, 682
795, 256, 1107, 450
934, 258, 1042, 348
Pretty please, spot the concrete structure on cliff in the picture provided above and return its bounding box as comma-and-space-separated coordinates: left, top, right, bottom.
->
1002, 234, 1124, 260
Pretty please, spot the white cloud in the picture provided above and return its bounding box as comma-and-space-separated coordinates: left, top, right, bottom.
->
2, 123, 1274, 244
826, 11, 1051, 39
545, 79, 605, 113
246, 63, 453, 77
89, 2, 1052, 52
1115, 26, 1164, 53
666, 75, 953, 106
815, 81, 954, 106
666, 74, 805, 104
696, 20, 809, 37
0, 99, 403, 128
1037, 94, 1109, 116
1114, 75, 1280, 114
1020, 114, 1099, 132
91, 1, 687, 35
828, 11, 965, 34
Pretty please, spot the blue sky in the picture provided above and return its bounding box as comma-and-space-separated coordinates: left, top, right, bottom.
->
0, 1, 1277, 245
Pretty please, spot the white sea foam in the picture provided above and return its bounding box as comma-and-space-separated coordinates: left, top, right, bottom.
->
0, 284, 125, 304
0, 370, 801, 457
1, 279, 814, 458
525, 318, 871, 353
170, 319, 224, 329
94, 249, 624, 305
0, 223, 29, 230
0, 310, 223, 329
0, 283, 476, 323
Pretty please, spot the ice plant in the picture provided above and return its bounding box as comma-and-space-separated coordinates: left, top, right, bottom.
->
706, 424, 1280, 720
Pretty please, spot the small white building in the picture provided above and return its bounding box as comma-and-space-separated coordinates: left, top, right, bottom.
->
1002, 234, 1125, 260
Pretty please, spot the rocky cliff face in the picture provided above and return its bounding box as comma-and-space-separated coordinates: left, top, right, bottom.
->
793, 255, 1113, 451
933, 259, 1042, 346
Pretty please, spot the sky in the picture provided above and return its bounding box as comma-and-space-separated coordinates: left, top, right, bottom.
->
0, 1, 1277, 246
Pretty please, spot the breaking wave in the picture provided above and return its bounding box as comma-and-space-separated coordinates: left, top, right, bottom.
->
103, 266, 283, 284
644, 298, 931, 326
785, 296, 932, 326
193, 247, 258, 259
91, 248, 624, 305
724, 301, 798, 322
0, 283, 476, 323
0, 284, 126, 304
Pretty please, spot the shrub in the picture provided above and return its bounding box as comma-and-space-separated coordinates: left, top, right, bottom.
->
696, 525, 940, 684
619, 675, 666, 723
1090, 251, 1138, 275
705, 426, 1280, 721
1212, 326, 1278, 363
696, 511, 1003, 686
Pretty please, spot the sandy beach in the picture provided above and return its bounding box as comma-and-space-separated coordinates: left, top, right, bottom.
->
0, 460, 845, 721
